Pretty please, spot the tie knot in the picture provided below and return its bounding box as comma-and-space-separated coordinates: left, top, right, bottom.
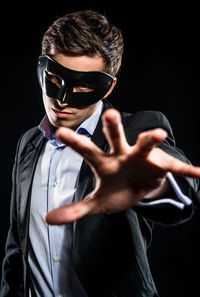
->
77, 127, 92, 138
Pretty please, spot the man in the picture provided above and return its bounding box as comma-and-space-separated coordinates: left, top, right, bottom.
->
1, 10, 200, 297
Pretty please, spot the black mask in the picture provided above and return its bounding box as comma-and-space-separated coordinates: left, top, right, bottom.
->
37, 55, 114, 108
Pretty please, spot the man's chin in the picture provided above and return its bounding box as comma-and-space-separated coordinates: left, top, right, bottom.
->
52, 119, 80, 131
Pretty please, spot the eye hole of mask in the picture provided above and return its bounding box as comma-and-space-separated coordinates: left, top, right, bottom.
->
73, 82, 96, 93
45, 71, 95, 93
45, 71, 63, 88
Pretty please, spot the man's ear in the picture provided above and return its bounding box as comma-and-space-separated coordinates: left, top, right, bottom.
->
103, 77, 117, 99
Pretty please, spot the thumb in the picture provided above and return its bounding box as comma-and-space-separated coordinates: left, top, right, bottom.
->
45, 197, 96, 225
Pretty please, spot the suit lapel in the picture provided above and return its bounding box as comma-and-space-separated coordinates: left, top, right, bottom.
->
17, 133, 45, 256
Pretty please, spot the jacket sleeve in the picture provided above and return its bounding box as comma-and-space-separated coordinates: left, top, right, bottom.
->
125, 110, 200, 225
0, 136, 26, 297
134, 172, 199, 225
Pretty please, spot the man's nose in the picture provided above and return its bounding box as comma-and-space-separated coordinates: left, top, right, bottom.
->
55, 99, 68, 107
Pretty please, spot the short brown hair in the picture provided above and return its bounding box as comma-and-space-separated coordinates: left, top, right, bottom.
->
41, 10, 124, 76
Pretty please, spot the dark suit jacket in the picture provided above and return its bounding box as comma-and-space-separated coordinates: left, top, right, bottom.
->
1, 100, 199, 297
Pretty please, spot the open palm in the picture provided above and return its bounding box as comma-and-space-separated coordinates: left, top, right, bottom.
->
46, 109, 200, 225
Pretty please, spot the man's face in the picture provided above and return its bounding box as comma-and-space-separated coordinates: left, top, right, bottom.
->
42, 52, 106, 131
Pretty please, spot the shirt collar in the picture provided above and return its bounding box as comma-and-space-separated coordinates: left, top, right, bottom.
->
76, 100, 103, 136
38, 100, 103, 141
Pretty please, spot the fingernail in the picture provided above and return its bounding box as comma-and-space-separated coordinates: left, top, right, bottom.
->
155, 129, 168, 139
102, 112, 120, 127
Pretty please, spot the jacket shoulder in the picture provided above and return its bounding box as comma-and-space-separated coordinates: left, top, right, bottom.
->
121, 110, 170, 130
120, 110, 175, 146
16, 127, 44, 158
19, 126, 42, 145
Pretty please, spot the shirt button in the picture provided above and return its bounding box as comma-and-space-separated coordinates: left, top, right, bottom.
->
53, 256, 59, 262
52, 181, 57, 187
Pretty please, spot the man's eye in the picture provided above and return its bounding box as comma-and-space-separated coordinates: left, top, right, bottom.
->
73, 83, 95, 93
46, 72, 62, 88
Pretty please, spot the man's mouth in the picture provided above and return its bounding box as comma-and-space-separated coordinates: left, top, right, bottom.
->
52, 108, 73, 118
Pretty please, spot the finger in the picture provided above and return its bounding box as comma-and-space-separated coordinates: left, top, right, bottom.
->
45, 197, 97, 225
46, 203, 89, 225
134, 128, 168, 158
102, 109, 129, 154
164, 155, 200, 178
56, 127, 104, 167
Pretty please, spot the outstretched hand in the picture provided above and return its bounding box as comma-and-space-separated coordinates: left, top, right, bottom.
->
46, 109, 200, 225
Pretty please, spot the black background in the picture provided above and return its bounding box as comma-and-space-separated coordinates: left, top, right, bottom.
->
1, 1, 200, 296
